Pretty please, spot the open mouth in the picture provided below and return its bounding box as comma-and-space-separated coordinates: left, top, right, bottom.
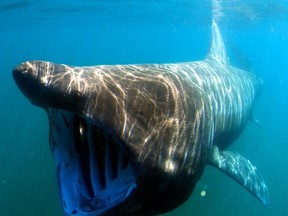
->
48, 109, 136, 215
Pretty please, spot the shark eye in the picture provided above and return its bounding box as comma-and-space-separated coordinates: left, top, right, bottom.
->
27, 67, 34, 74
72, 90, 81, 97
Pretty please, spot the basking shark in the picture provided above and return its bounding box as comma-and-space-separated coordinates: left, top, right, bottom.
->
13, 21, 270, 215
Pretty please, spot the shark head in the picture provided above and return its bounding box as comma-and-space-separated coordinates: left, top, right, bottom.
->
13, 60, 205, 215
13, 21, 269, 216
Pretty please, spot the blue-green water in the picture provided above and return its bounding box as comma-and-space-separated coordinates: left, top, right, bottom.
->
0, 0, 287, 215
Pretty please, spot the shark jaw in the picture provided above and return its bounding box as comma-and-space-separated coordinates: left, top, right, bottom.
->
48, 108, 196, 216
48, 109, 136, 216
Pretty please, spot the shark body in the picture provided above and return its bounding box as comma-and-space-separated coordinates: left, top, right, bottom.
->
13, 21, 269, 215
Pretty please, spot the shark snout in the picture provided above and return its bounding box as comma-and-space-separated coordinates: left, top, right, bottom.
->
13, 62, 40, 102
13, 61, 38, 78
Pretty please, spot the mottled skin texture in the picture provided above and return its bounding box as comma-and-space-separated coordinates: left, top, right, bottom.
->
13, 21, 269, 216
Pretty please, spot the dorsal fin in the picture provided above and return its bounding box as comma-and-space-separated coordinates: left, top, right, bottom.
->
207, 20, 229, 65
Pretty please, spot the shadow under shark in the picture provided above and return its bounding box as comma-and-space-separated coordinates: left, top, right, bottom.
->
13, 20, 270, 216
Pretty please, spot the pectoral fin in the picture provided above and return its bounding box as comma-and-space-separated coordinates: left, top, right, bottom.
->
209, 146, 270, 207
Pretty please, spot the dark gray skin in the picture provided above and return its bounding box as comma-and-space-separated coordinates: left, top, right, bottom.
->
13, 21, 269, 216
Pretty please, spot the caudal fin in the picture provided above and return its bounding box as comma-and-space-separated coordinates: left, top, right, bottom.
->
209, 146, 271, 207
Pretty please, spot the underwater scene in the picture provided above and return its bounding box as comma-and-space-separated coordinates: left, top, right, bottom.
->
0, 0, 287, 215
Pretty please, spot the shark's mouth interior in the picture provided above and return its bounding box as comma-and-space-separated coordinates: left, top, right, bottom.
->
50, 110, 136, 215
